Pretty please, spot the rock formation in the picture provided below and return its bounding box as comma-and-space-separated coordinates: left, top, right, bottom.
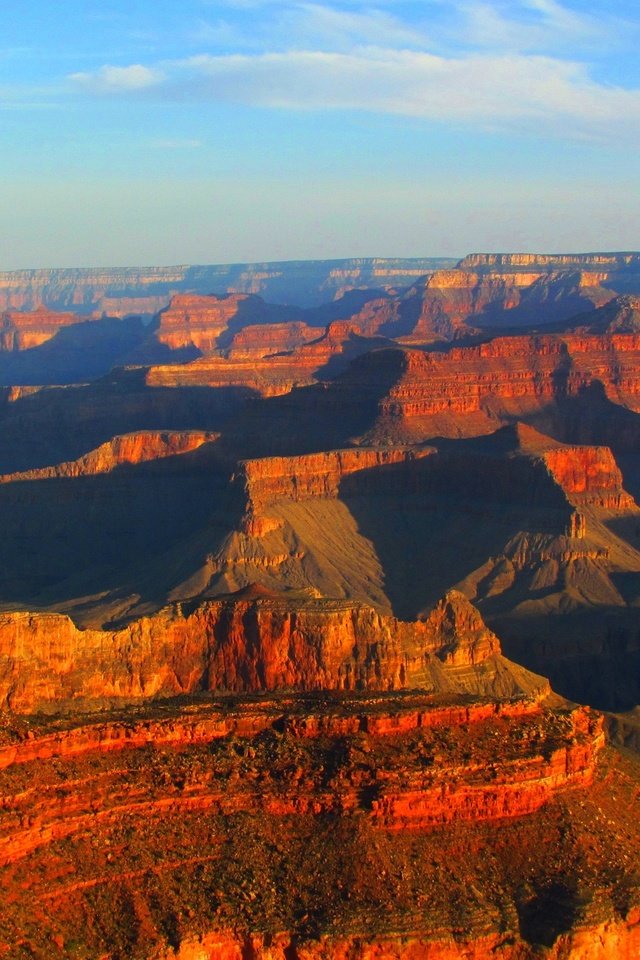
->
2, 690, 639, 960
0, 308, 88, 350
0, 430, 218, 482
0, 591, 518, 714
0, 258, 456, 312
2, 252, 640, 958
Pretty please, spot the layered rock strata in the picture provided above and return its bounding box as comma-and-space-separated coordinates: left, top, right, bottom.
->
145, 323, 392, 394
356, 334, 640, 438
0, 258, 455, 311
0, 592, 516, 714
459, 252, 640, 272
238, 446, 436, 512
1, 692, 636, 960
0, 430, 218, 482
0, 308, 88, 350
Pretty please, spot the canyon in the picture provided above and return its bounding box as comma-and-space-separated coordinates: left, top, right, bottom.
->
1, 252, 640, 958
5, 689, 636, 960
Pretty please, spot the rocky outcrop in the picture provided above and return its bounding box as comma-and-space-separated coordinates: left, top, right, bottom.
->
0, 308, 89, 350
0, 696, 598, 866
225, 321, 319, 358
0, 430, 218, 482
458, 252, 640, 272
145, 323, 393, 394
0, 258, 455, 312
0, 592, 515, 713
1, 690, 635, 960
364, 333, 640, 430
344, 268, 616, 342
565, 295, 640, 334
0, 253, 637, 320
152, 294, 303, 355
541, 445, 635, 509
238, 446, 435, 511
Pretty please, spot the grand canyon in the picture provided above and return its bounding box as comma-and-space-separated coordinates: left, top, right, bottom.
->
2, 252, 640, 959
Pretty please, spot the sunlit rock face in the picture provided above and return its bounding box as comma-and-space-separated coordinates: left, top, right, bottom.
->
3, 689, 640, 960
1, 252, 640, 959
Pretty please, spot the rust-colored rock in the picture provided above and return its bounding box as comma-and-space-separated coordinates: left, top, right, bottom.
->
0, 591, 519, 714
1, 690, 638, 960
0, 430, 218, 481
238, 446, 436, 512
153, 293, 290, 354
0, 308, 86, 350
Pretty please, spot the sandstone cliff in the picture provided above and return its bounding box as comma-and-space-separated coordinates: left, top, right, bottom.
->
0, 308, 87, 350
0, 591, 515, 714
145, 322, 393, 394
0, 430, 218, 482
1, 690, 638, 960
458, 251, 640, 272
357, 333, 640, 440
0, 258, 455, 312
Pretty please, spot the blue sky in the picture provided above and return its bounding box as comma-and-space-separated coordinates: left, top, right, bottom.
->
1, 0, 639, 268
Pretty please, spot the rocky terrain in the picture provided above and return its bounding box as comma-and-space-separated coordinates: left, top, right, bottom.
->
0, 258, 455, 312
1, 252, 640, 958
4, 689, 636, 960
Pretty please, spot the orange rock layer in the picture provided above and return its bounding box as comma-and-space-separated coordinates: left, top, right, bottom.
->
0, 308, 89, 350
0, 592, 505, 713
0, 695, 601, 868
371, 334, 640, 420
1, 691, 632, 960
541, 446, 636, 509
238, 446, 435, 510
0, 430, 218, 481
154, 294, 304, 354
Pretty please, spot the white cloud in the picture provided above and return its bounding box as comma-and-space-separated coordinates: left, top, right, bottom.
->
70, 48, 639, 141
283, 3, 426, 49
69, 64, 164, 93
64, 1, 640, 142
453, 0, 632, 53
189, 2, 428, 52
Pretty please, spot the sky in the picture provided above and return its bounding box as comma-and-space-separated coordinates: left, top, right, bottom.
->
1, 0, 639, 268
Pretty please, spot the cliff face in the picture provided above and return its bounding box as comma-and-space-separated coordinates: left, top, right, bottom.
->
1, 252, 636, 317
2, 690, 638, 960
0, 309, 89, 350
238, 447, 436, 510
567, 295, 640, 334
0, 258, 456, 311
226, 321, 319, 358
458, 252, 640, 271
541, 446, 635, 509
152, 294, 302, 354
0, 430, 218, 482
0, 591, 509, 714
362, 334, 640, 433
145, 322, 393, 394
344, 268, 616, 343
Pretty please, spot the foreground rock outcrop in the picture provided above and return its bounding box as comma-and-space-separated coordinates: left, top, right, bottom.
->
0, 591, 532, 714
1, 690, 638, 960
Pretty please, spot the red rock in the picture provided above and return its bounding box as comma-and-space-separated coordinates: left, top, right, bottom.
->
0, 308, 90, 350
0, 591, 515, 713
0, 430, 218, 481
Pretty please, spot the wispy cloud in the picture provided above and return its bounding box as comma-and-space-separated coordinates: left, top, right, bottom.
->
454, 0, 619, 53
70, 64, 164, 92
189, 2, 428, 52
59, 1, 640, 142
67, 46, 640, 141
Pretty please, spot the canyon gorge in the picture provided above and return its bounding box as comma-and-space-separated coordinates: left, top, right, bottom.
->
1, 252, 640, 958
